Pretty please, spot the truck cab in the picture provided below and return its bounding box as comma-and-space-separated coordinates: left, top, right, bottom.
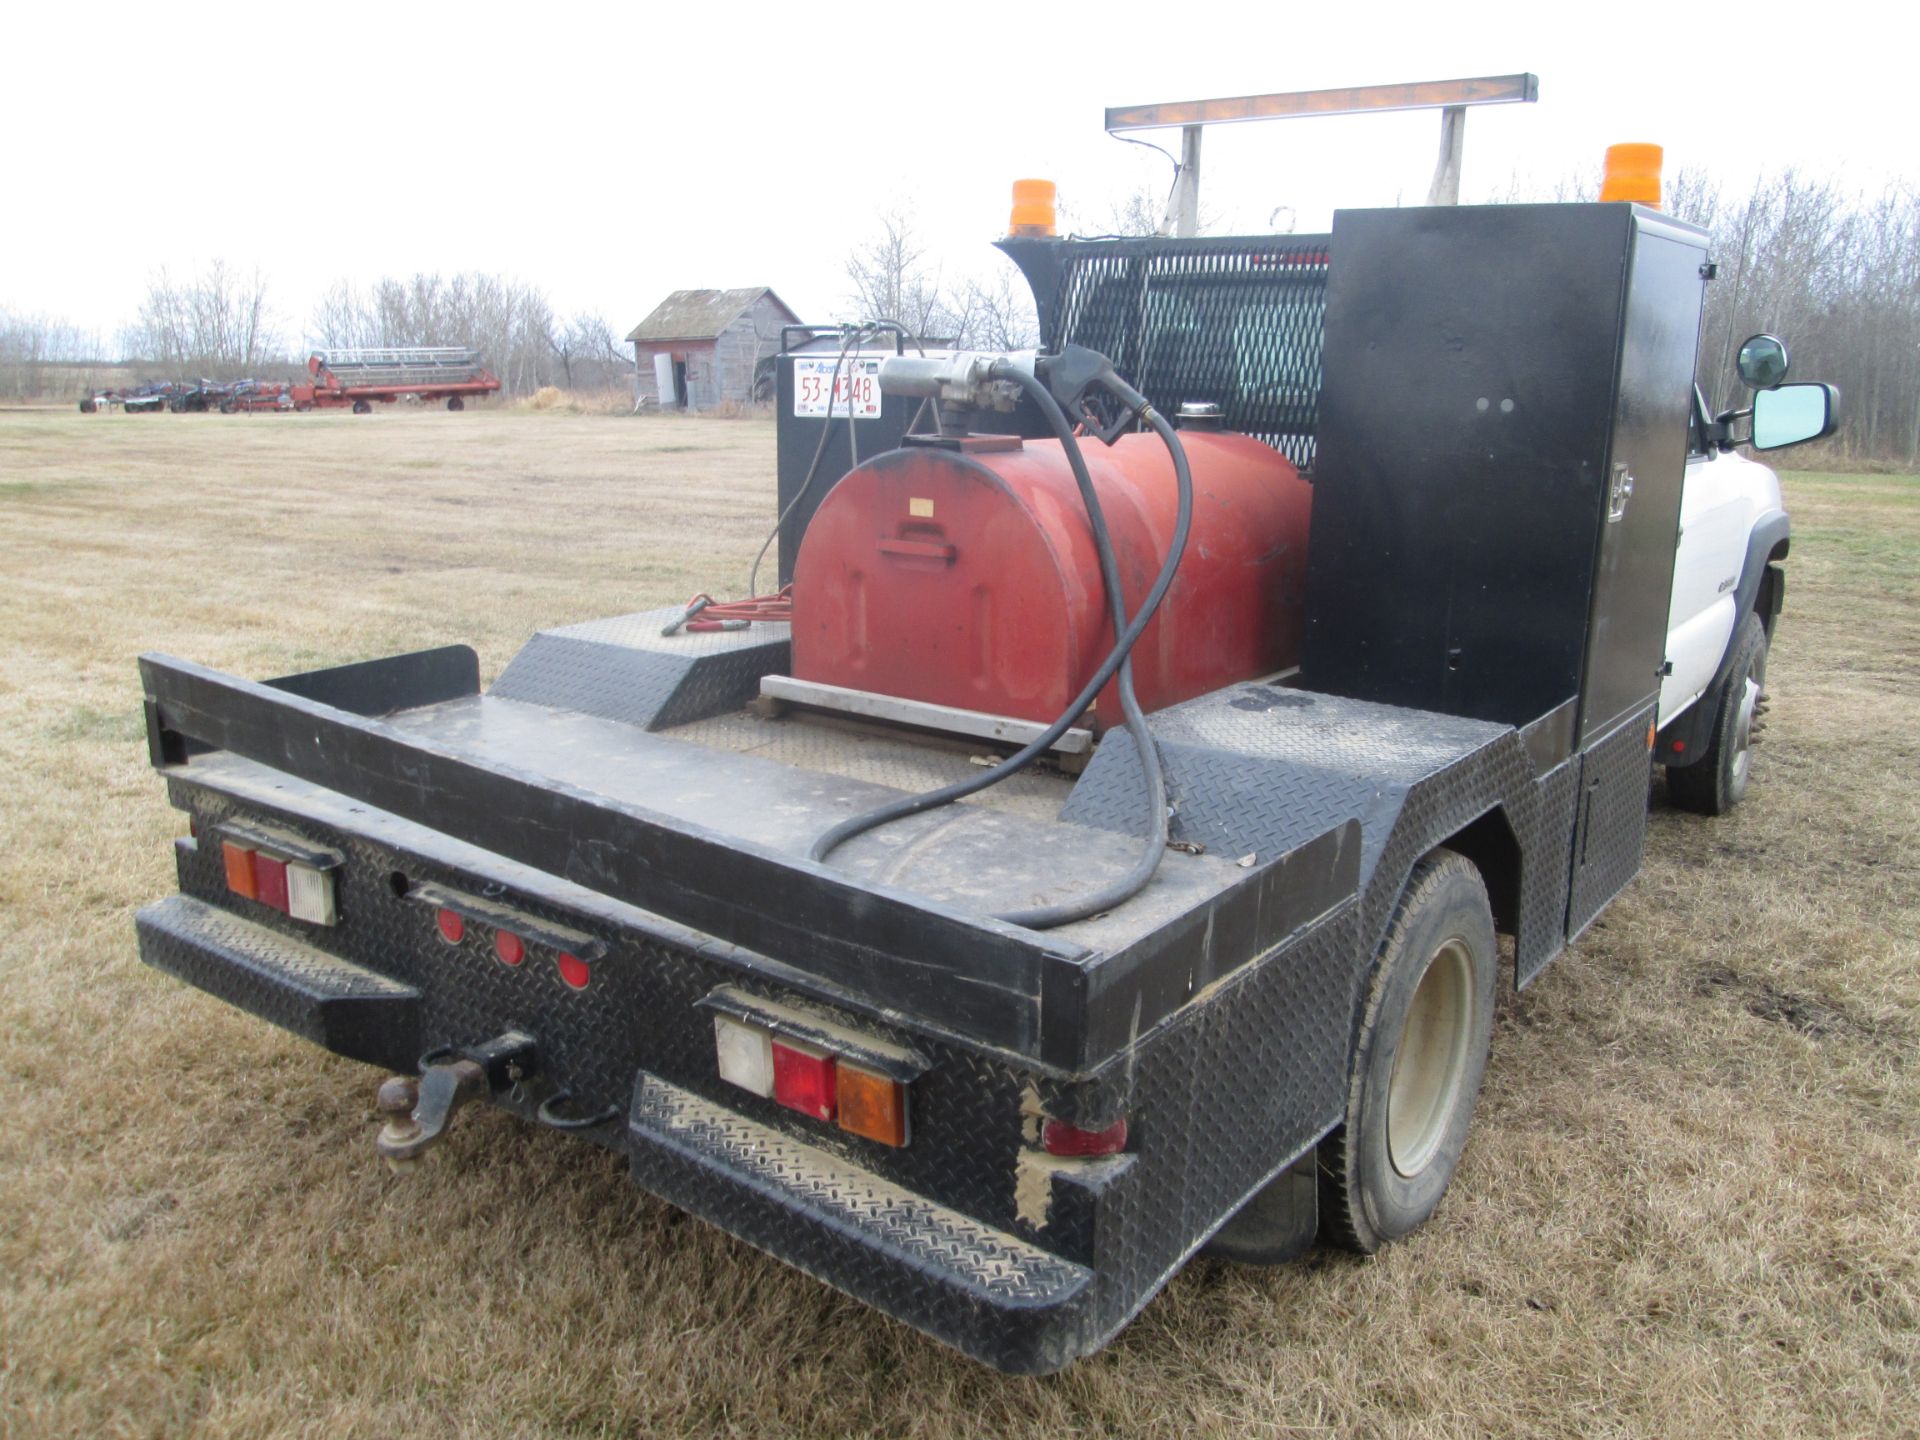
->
1658, 338, 1836, 811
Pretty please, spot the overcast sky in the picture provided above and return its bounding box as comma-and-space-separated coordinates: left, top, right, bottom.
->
6, 0, 1909, 349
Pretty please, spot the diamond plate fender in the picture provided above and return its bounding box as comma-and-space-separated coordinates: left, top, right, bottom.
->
1062, 684, 1585, 987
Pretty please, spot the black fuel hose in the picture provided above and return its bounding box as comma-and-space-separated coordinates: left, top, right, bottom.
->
808, 363, 1194, 929
748, 325, 873, 598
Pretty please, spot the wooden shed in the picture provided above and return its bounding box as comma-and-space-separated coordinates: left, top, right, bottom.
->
626, 287, 801, 410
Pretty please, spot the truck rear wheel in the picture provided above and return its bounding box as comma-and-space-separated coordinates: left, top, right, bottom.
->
1666, 613, 1768, 816
1320, 848, 1496, 1254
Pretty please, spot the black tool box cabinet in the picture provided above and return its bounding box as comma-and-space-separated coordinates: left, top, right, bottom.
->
1301, 203, 1708, 940
1302, 203, 1708, 749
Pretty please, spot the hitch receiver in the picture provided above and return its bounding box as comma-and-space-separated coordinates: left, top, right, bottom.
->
375, 1031, 537, 1169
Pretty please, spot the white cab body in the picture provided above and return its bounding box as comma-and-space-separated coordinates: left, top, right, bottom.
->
1659, 450, 1783, 726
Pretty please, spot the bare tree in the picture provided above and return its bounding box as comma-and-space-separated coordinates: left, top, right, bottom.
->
551, 312, 629, 389
128, 260, 278, 375
844, 209, 962, 341
955, 269, 1038, 351
0, 309, 104, 399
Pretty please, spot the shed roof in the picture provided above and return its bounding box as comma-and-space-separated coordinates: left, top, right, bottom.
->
625, 287, 799, 343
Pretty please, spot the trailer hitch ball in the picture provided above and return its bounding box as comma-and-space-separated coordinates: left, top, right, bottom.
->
374, 1059, 487, 1172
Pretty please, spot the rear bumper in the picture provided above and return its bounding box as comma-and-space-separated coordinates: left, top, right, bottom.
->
138, 894, 419, 1067
134, 895, 1097, 1374
629, 1072, 1093, 1374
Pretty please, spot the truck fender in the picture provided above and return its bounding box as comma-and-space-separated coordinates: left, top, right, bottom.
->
1659, 509, 1789, 765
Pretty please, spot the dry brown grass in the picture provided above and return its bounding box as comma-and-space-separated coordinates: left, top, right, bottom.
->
0, 411, 1914, 1439
515, 386, 634, 415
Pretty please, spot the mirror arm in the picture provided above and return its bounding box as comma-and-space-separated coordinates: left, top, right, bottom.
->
1709, 405, 1750, 453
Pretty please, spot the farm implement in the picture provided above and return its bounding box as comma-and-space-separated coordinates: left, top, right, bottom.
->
297, 346, 502, 413
79, 347, 502, 415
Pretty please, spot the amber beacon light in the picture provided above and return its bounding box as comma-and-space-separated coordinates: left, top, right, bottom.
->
1009, 179, 1057, 237
1601, 143, 1663, 208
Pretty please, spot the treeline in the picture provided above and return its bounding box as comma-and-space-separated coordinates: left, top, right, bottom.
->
8, 172, 1917, 456
0, 263, 629, 399
0, 310, 109, 400
129, 261, 276, 376
1676, 173, 1919, 462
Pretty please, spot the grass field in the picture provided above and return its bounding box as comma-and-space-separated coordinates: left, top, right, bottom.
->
0, 410, 1914, 1439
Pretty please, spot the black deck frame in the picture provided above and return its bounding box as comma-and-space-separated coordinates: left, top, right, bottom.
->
140, 647, 1358, 1072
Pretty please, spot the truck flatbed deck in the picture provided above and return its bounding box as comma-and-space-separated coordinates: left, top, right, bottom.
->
135, 602, 1552, 1372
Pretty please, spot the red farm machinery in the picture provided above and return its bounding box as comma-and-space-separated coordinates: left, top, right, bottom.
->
296, 347, 502, 413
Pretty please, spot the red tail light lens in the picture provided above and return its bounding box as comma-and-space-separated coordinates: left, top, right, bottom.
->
254, 854, 290, 913
494, 930, 525, 966
771, 1039, 836, 1122
556, 951, 591, 990
1042, 1117, 1128, 1156
436, 908, 464, 944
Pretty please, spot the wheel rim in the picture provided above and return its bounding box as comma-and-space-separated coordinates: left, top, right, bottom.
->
1388, 937, 1474, 1178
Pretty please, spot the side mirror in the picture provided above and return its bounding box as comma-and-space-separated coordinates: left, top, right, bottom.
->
1750, 382, 1839, 451
1736, 334, 1790, 389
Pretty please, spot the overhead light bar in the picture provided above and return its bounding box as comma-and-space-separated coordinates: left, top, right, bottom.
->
1104, 74, 1539, 133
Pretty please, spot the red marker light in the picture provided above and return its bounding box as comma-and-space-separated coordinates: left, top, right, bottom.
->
1042, 1117, 1128, 1156
494, 930, 525, 966
771, 1039, 837, 1122
436, 908, 464, 944
556, 951, 591, 990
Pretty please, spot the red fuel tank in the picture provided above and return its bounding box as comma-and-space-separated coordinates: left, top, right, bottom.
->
791, 430, 1312, 731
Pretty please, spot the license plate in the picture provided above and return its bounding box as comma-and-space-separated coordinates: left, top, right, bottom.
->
793, 356, 884, 420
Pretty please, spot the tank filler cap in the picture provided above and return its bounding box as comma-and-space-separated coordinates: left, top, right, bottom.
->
1175, 401, 1224, 431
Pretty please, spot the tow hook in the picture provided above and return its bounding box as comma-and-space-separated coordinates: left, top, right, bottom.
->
375, 1030, 537, 1172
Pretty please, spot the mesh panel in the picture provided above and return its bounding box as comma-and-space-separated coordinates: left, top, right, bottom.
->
1042, 236, 1330, 467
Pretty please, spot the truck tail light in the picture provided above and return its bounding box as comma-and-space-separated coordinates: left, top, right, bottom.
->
436, 907, 464, 943
221, 838, 336, 925
493, 930, 525, 966
835, 1062, 908, 1147
1042, 1117, 1128, 1156
556, 952, 591, 990
713, 1015, 775, 1097
771, 1038, 836, 1122
709, 999, 912, 1147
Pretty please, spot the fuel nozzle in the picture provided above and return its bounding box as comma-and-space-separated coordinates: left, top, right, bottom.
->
1033, 346, 1152, 445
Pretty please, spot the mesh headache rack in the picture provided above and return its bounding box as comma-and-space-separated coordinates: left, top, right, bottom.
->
998, 234, 1331, 469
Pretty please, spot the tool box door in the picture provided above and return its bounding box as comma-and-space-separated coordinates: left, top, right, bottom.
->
1575, 216, 1707, 747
